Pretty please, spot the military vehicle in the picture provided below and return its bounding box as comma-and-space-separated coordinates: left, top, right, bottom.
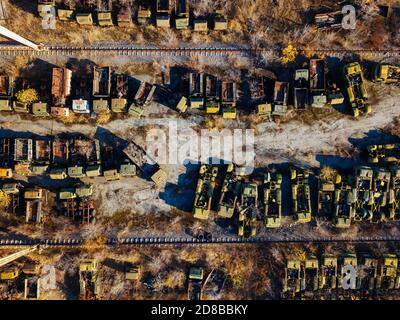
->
32, 137, 51, 174
2, 183, 20, 214
263, 172, 282, 228
58, 7, 74, 21
367, 143, 400, 164
93, 66, 111, 114
314, 10, 343, 30
318, 170, 341, 217
283, 259, 301, 297
193, 165, 218, 220
111, 74, 128, 113
37, 0, 55, 18
301, 257, 319, 292
357, 256, 378, 291
371, 168, 390, 223
291, 168, 311, 223
76, 13, 94, 25
79, 259, 99, 300
0, 75, 14, 111
309, 59, 327, 108
221, 81, 237, 119
32, 102, 49, 117
24, 188, 43, 223
97, 0, 113, 26
156, 0, 170, 27
117, 6, 133, 27
294, 69, 309, 110
376, 254, 399, 290
189, 72, 204, 109
175, 0, 189, 29
337, 254, 357, 290
0, 268, 20, 281
213, 9, 228, 30
204, 75, 221, 114
137, 0, 151, 24
327, 80, 344, 106
273, 81, 289, 114
52, 138, 69, 165
175, 96, 188, 113
217, 165, 243, 219
129, 81, 156, 118
343, 62, 371, 117
14, 138, 33, 163
319, 255, 337, 290
187, 267, 204, 300
238, 183, 258, 237
372, 63, 400, 84
388, 166, 400, 220
333, 177, 354, 228
125, 265, 141, 281
51, 67, 72, 106
193, 18, 208, 31
352, 166, 374, 222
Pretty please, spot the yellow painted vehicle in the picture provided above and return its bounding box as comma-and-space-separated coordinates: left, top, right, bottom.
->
343, 62, 371, 117
319, 255, 337, 290
0, 167, 12, 178
367, 143, 400, 164
291, 168, 311, 223
357, 256, 378, 291
205, 75, 220, 114
301, 257, 319, 291
0, 268, 20, 280
238, 183, 258, 237
283, 259, 301, 296
318, 171, 341, 217
373, 63, 400, 84
371, 168, 391, 223
175, 0, 189, 29
389, 166, 400, 221
217, 164, 243, 219
213, 9, 228, 30
76, 13, 94, 25
156, 0, 170, 28
333, 176, 354, 228
263, 172, 282, 228
352, 166, 374, 222
79, 259, 99, 300
337, 254, 357, 289
376, 254, 400, 290
193, 165, 218, 220
221, 81, 237, 119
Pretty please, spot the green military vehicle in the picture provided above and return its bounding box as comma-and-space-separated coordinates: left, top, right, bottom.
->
333, 176, 354, 228
238, 183, 258, 237
263, 172, 282, 228
371, 168, 391, 223
93, 66, 111, 114
319, 255, 337, 290
388, 166, 400, 221
318, 170, 341, 217
156, 0, 170, 27
343, 62, 371, 117
352, 166, 374, 222
283, 259, 302, 297
357, 256, 378, 291
175, 0, 189, 29
291, 168, 311, 223
376, 254, 400, 290
301, 257, 319, 292
217, 164, 243, 219
367, 143, 400, 165
193, 165, 218, 220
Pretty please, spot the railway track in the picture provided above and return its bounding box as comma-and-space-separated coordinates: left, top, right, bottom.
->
1, 236, 400, 247
0, 45, 400, 58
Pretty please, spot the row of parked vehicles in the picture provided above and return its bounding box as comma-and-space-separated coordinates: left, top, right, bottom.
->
0, 134, 136, 181
37, 0, 228, 31
192, 158, 400, 235
284, 253, 400, 298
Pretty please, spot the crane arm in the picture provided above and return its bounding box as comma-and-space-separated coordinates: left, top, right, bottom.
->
0, 245, 39, 268
0, 25, 40, 50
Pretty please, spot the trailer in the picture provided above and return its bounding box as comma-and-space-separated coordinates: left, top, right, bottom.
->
0, 75, 14, 111
175, 0, 189, 29
205, 75, 221, 114
51, 67, 72, 106
187, 267, 203, 300
294, 69, 309, 110
14, 138, 33, 162
221, 81, 237, 119
93, 66, 111, 114
310, 59, 327, 108
52, 138, 69, 165
111, 74, 128, 112
156, 0, 170, 27
273, 81, 289, 109
34, 138, 51, 164
189, 72, 204, 108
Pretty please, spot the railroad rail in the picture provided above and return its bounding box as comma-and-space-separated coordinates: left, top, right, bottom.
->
0, 45, 400, 58
1, 236, 400, 247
